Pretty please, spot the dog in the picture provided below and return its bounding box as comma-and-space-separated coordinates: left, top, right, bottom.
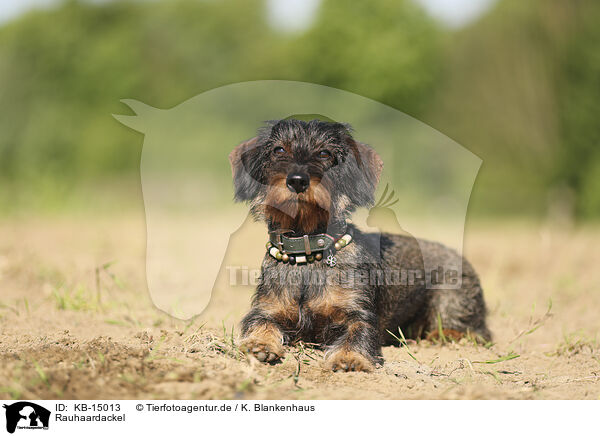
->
229, 119, 491, 372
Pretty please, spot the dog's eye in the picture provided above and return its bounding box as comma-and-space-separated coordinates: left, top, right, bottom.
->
318, 150, 331, 159
273, 146, 286, 155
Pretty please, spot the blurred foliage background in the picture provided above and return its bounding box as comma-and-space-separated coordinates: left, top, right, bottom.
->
0, 0, 598, 220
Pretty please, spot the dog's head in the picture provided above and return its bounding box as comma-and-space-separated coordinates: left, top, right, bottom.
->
229, 119, 382, 234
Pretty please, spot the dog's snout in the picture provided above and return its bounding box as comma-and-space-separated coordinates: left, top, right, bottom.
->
286, 173, 310, 193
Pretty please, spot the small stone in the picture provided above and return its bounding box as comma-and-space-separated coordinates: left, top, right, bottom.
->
276, 252, 283, 261
282, 253, 289, 262
315, 253, 323, 261
289, 256, 296, 265
307, 255, 315, 263
334, 242, 341, 251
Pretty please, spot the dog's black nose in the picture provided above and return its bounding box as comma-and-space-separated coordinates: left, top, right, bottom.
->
286, 173, 309, 193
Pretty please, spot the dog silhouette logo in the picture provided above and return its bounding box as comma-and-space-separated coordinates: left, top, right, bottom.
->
3, 402, 50, 434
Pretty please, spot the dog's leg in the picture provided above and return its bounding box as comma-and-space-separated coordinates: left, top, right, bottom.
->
240, 309, 286, 363
422, 266, 492, 343
325, 318, 380, 372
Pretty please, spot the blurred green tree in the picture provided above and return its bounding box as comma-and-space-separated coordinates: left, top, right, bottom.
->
271, 0, 441, 116
0, 0, 598, 219
425, 0, 600, 219
0, 0, 441, 212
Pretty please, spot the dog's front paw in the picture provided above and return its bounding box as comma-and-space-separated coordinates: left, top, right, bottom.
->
241, 328, 285, 363
326, 349, 374, 373
242, 339, 284, 362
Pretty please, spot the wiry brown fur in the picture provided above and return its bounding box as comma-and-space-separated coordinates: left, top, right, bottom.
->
231, 119, 491, 372
262, 176, 331, 234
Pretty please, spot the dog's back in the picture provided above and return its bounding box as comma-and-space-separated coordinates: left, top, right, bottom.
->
373, 231, 491, 342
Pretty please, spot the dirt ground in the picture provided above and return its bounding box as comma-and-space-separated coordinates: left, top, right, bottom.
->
1, 213, 599, 400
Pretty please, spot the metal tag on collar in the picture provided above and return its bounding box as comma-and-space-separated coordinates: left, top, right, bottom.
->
325, 254, 337, 267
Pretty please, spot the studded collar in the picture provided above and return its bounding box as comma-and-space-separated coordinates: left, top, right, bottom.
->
266, 225, 353, 266
268, 232, 336, 255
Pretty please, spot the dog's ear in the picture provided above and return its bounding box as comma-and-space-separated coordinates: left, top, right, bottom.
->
345, 138, 383, 206
353, 140, 383, 185
229, 136, 262, 202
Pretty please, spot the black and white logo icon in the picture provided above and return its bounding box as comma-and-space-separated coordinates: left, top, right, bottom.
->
3, 402, 50, 434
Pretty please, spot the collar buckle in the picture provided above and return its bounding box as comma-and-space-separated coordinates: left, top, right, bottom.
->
269, 228, 293, 253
